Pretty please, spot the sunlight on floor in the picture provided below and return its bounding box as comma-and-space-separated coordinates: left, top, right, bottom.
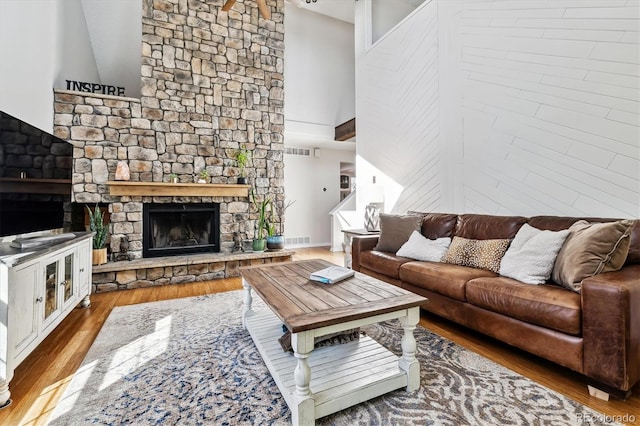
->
22, 374, 76, 425
44, 361, 97, 423
101, 315, 173, 391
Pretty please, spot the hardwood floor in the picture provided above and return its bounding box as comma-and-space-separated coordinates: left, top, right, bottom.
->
1, 247, 637, 425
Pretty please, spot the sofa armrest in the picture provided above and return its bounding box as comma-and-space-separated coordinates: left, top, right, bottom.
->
581, 265, 640, 392
351, 235, 379, 271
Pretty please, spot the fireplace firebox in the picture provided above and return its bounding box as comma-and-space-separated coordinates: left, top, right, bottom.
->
143, 203, 220, 258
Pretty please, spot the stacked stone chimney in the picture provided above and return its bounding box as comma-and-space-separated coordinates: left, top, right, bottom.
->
53, 0, 284, 259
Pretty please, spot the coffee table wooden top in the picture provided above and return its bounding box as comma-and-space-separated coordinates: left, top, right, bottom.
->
240, 259, 428, 333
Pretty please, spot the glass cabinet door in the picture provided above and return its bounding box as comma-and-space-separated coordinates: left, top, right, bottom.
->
44, 261, 58, 320
63, 253, 74, 302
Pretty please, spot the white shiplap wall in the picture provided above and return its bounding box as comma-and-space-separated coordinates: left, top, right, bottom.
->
357, 0, 640, 218
357, 0, 442, 214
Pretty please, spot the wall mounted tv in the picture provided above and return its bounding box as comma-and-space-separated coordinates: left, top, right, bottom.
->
0, 111, 72, 237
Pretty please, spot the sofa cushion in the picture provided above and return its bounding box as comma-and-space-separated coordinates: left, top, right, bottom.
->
528, 216, 640, 266
374, 213, 423, 252
409, 212, 458, 239
466, 277, 582, 336
396, 231, 451, 262
359, 250, 411, 279
454, 214, 527, 240
399, 261, 496, 301
442, 236, 511, 274
499, 224, 570, 284
552, 220, 634, 292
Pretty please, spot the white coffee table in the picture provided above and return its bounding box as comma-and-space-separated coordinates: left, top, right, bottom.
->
240, 259, 428, 425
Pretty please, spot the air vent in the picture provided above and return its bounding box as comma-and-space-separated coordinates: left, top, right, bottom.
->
285, 236, 310, 245
285, 147, 311, 156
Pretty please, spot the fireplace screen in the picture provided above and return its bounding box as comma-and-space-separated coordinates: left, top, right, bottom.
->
143, 203, 220, 258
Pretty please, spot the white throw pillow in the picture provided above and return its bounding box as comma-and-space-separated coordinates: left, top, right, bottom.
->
396, 231, 451, 262
499, 224, 570, 285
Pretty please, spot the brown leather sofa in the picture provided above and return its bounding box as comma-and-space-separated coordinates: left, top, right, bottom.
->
351, 213, 640, 399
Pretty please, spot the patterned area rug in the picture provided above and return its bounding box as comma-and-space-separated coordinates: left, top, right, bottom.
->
49, 291, 613, 425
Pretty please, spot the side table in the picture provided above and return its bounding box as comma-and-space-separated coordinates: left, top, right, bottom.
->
341, 228, 380, 268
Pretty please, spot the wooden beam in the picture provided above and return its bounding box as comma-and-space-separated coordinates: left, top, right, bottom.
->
106, 181, 250, 197
256, 0, 271, 19
222, 0, 236, 11
335, 118, 356, 141
222, 0, 270, 20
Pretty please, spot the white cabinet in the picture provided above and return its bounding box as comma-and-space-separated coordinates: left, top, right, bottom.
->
77, 239, 91, 307
0, 234, 92, 407
41, 248, 80, 335
9, 261, 39, 360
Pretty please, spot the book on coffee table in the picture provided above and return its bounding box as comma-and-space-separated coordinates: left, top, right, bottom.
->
309, 265, 355, 284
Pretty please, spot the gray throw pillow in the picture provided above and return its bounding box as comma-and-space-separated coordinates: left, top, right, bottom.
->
374, 213, 423, 253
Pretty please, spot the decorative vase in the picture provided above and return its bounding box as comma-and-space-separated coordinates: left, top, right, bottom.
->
266, 235, 285, 251
170, 176, 178, 183
237, 176, 248, 185
252, 238, 266, 253
364, 203, 380, 232
92, 247, 107, 265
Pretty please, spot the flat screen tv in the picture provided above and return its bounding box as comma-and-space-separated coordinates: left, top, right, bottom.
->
0, 111, 72, 237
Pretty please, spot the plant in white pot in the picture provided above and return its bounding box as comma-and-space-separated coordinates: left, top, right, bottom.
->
197, 169, 209, 183
87, 205, 108, 265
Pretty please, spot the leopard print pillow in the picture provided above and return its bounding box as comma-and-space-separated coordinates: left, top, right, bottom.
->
442, 236, 511, 273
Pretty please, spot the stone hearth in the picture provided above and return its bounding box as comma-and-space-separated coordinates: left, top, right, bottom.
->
92, 249, 294, 293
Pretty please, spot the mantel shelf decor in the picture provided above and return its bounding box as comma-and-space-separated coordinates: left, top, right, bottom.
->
106, 181, 250, 197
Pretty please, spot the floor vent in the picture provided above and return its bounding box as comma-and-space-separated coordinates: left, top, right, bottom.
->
285, 236, 310, 245
285, 147, 311, 156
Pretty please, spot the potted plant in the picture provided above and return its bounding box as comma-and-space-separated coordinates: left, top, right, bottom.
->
169, 173, 178, 183
87, 205, 108, 265
265, 201, 284, 251
266, 199, 294, 251
197, 169, 209, 183
250, 189, 271, 252
235, 145, 251, 185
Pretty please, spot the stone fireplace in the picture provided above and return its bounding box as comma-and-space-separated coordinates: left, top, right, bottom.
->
143, 202, 220, 258
53, 0, 286, 263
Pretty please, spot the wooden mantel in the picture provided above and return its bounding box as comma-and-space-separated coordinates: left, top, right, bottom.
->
106, 181, 250, 197
0, 178, 72, 195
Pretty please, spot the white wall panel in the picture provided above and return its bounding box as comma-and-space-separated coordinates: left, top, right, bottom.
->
356, 0, 442, 214
356, 0, 639, 218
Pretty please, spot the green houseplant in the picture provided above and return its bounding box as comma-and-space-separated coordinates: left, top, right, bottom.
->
250, 189, 271, 252
197, 169, 209, 183
265, 199, 294, 251
87, 205, 108, 265
235, 145, 251, 185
